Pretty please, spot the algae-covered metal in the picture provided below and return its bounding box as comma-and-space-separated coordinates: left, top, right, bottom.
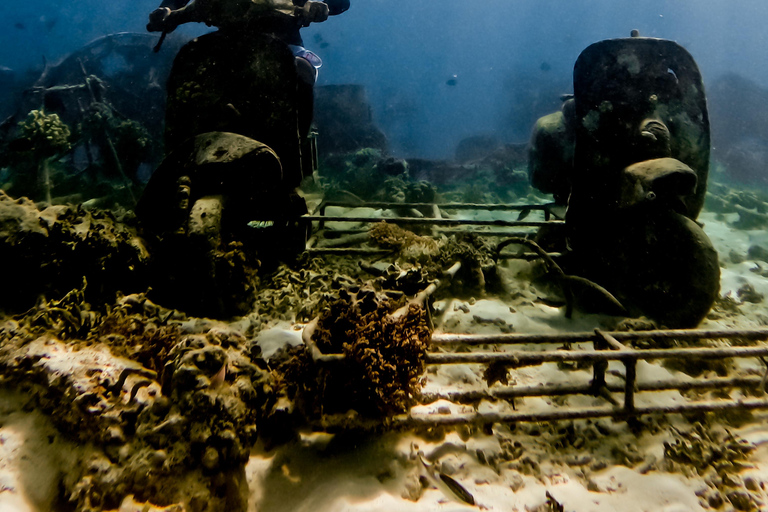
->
528, 35, 719, 327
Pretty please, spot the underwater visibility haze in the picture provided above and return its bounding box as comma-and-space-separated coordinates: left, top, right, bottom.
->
2, 1, 768, 512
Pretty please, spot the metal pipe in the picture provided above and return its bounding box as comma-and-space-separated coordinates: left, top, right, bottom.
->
595, 330, 629, 351
319, 201, 553, 211
400, 399, 768, 426
316, 232, 370, 248
314, 399, 768, 431
418, 375, 766, 403
425, 345, 768, 365
430, 328, 768, 345
302, 215, 561, 228
307, 248, 394, 255
315, 228, 536, 237
624, 359, 637, 413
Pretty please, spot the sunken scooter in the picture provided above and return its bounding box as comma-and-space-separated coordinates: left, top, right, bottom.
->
529, 31, 719, 327
136, 1, 348, 316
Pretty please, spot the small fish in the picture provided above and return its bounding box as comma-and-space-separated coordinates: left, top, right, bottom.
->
313, 33, 324, 43
319, 42, 330, 49
14, 22, 25, 30
540, 61, 551, 72
413, 443, 476, 506
516, 208, 531, 221
445, 75, 458, 86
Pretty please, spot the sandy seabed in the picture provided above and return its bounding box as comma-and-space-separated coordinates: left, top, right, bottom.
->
2, 207, 768, 512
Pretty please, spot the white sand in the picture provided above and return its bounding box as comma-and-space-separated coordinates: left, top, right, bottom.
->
2, 207, 768, 511
0, 389, 80, 512
245, 208, 768, 512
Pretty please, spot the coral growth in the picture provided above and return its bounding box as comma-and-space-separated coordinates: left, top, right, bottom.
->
0, 286, 275, 512
78, 102, 155, 183
277, 288, 431, 418
1, 109, 72, 201
663, 423, 762, 511
0, 190, 149, 311
705, 182, 768, 230
17, 109, 72, 155
369, 221, 439, 254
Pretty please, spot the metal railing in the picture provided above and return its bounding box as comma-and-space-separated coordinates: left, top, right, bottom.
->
313, 328, 768, 432
303, 200, 565, 255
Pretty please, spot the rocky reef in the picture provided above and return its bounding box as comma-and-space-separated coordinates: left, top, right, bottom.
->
0, 287, 274, 511
0, 190, 149, 311
317, 144, 531, 206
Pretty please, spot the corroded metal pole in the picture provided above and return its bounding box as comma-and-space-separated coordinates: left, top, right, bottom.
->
302, 215, 559, 228
431, 328, 768, 345
425, 345, 768, 365
313, 399, 768, 432
418, 375, 766, 403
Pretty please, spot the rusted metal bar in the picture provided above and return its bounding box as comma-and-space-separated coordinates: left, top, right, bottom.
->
625, 358, 638, 413
413, 262, 462, 306
499, 252, 564, 260
302, 215, 561, 228
320, 201, 553, 212
306, 248, 394, 255
595, 330, 629, 351
425, 345, 768, 365
591, 331, 608, 394
401, 399, 768, 426
316, 232, 370, 248
418, 375, 766, 403
430, 328, 768, 346
391, 262, 462, 321
317, 228, 541, 238
595, 330, 638, 414
432, 332, 595, 345
314, 399, 768, 431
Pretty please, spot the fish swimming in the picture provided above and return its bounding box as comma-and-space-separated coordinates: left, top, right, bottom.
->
412, 443, 476, 506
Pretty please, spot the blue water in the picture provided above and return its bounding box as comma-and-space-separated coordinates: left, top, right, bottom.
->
1, 0, 767, 158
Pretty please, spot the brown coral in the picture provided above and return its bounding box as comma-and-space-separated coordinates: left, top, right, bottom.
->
369, 221, 439, 253
308, 290, 432, 417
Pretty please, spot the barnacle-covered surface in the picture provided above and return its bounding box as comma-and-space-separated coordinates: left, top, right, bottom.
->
0, 287, 275, 511
308, 291, 430, 416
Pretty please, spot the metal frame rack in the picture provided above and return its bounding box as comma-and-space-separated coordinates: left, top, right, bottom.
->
300, 200, 768, 431
313, 328, 768, 432
303, 200, 564, 256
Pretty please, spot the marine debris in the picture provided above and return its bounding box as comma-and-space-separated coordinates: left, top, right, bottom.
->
0, 34, 171, 206
706, 181, 768, 230
527, 35, 720, 327
3, 109, 71, 204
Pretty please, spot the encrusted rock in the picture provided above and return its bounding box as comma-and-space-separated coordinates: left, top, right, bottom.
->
0, 286, 274, 512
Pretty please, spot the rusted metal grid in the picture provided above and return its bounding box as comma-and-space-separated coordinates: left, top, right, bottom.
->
303, 200, 565, 256
301, 201, 768, 430
314, 328, 768, 432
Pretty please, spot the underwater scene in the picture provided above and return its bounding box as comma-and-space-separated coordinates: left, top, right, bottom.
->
3, 1, 768, 511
